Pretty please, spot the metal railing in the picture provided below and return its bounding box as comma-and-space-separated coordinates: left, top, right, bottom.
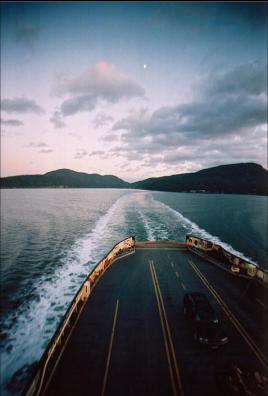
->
186, 234, 268, 286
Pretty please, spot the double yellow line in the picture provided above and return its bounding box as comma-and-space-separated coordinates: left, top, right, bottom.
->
189, 260, 268, 370
149, 260, 184, 396
101, 300, 119, 396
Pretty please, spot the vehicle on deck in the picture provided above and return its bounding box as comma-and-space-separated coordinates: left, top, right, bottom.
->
183, 292, 228, 348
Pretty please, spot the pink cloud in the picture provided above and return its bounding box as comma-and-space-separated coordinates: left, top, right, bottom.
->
55, 62, 145, 116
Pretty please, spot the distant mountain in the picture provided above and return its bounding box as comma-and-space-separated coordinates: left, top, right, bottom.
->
0, 169, 129, 189
132, 163, 268, 195
1, 163, 267, 195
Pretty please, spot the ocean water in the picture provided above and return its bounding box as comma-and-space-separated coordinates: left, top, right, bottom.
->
0, 188, 267, 395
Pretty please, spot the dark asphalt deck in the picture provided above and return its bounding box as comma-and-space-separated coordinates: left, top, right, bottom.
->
45, 248, 268, 396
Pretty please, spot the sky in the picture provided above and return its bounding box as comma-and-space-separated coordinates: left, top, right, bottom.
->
1, 2, 267, 182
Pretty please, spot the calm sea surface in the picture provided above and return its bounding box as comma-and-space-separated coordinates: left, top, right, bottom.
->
1, 189, 267, 394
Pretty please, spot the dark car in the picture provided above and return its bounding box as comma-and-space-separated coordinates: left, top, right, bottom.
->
183, 292, 228, 348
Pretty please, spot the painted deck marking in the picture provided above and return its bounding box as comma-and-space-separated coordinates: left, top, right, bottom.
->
150, 260, 184, 396
101, 300, 119, 396
180, 282, 186, 291
175, 271, 180, 278
188, 260, 268, 370
149, 261, 177, 396
256, 298, 268, 311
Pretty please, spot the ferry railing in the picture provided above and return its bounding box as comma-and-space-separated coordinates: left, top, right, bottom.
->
23, 236, 135, 396
186, 234, 268, 287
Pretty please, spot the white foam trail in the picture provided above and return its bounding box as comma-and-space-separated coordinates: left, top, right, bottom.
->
138, 210, 155, 240
139, 210, 170, 241
0, 194, 128, 395
152, 196, 257, 265
68, 193, 126, 265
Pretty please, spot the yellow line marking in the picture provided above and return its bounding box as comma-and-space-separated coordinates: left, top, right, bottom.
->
149, 261, 178, 396
256, 298, 268, 311
101, 300, 119, 396
150, 260, 184, 395
181, 282, 186, 291
175, 272, 180, 278
188, 260, 268, 370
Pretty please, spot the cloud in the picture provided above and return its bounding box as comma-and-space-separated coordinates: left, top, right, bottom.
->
1, 98, 45, 114
90, 150, 106, 156
13, 22, 40, 48
28, 142, 53, 154
74, 149, 88, 159
111, 61, 267, 170
92, 112, 114, 128
39, 149, 53, 154
199, 61, 267, 97
50, 111, 66, 128
102, 133, 119, 142
56, 62, 145, 116
61, 95, 96, 116
68, 132, 82, 140
28, 142, 48, 148
0, 118, 24, 126
148, 95, 266, 139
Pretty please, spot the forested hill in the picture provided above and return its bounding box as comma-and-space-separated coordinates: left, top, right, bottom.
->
0, 169, 129, 189
132, 163, 268, 195
1, 163, 267, 195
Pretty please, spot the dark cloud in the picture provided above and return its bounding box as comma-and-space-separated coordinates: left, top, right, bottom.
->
28, 142, 48, 148
13, 22, 40, 48
198, 61, 267, 97
154, 94, 266, 138
0, 118, 24, 126
56, 62, 145, 116
50, 111, 66, 128
102, 133, 119, 142
1, 98, 45, 114
92, 113, 114, 128
61, 95, 96, 116
115, 65, 266, 140
117, 126, 266, 171
111, 61, 267, 170
39, 149, 53, 154
28, 142, 53, 154
90, 150, 106, 156
74, 149, 88, 159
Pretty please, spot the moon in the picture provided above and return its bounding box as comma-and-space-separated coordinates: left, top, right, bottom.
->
143, 64, 147, 69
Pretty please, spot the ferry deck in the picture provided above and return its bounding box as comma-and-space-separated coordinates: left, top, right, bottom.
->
25, 240, 268, 396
